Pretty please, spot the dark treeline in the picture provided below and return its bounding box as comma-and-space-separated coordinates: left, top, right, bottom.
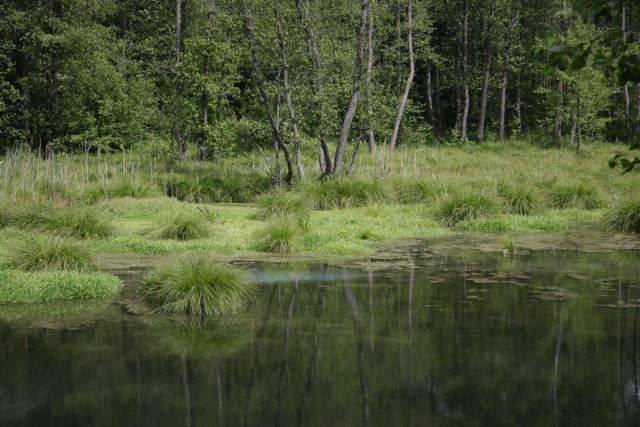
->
1, 1, 639, 172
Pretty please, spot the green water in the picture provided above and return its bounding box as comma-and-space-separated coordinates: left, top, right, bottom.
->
1, 246, 639, 426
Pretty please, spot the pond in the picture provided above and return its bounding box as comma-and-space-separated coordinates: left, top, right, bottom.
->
1, 241, 639, 426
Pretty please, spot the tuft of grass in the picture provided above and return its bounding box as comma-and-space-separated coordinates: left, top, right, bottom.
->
140, 256, 255, 316
83, 179, 153, 203
435, 193, 500, 227
498, 183, 539, 215
6, 199, 55, 229
147, 211, 210, 240
0, 269, 122, 303
549, 183, 603, 210
255, 217, 302, 254
607, 199, 640, 233
255, 188, 310, 230
397, 178, 455, 204
5, 234, 95, 271
300, 177, 388, 209
502, 239, 516, 258
46, 206, 113, 238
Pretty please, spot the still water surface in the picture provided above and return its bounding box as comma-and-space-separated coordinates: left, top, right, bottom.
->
1, 244, 639, 426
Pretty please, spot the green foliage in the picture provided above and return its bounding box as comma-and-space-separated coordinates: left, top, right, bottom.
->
46, 206, 113, 238
300, 177, 388, 210
140, 257, 254, 316
607, 199, 640, 233
255, 217, 302, 254
147, 211, 210, 240
0, 269, 122, 303
5, 234, 95, 271
549, 183, 603, 210
498, 183, 540, 215
435, 193, 500, 227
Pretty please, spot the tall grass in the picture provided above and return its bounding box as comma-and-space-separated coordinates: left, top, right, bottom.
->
5, 234, 95, 271
435, 193, 500, 227
607, 199, 640, 233
147, 210, 210, 240
255, 188, 310, 230
497, 183, 540, 215
299, 177, 388, 209
255, 217, 302, 253
141, 256, 255, 316
549, 183, 603, 210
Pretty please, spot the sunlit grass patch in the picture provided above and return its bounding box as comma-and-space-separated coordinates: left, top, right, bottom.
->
140, 256, 254, 316
5, 234, 95, 271
254, 188, 310, 230
0, 269, 122, 303
146, 210, 210, 240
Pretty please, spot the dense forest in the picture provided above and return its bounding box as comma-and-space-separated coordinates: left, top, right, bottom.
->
1, 0, 639, 177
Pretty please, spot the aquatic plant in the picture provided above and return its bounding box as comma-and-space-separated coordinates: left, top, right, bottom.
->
6, 234, 95, 271
147, 211, 210, 240
255, 217, 302, 254
0, 269, 122, 303
140, 256, 254, 316
607, 199, 640, 233
498, 183, 539, 215
435, 193, 500, 227
549, 183, 603, 210
502, 239, 516, 258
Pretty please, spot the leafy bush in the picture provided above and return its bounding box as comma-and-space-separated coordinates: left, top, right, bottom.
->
549, 183, 603, 210
435, 193, 500, 227
498, 183, 539, 215
300, 177, 388, 209
255, 217, 302, 253
607, 199, 640, 233
147, 211, 210, 240
140, 256, 254, 316
0, 269, 122, 303
6, 234, 95, 271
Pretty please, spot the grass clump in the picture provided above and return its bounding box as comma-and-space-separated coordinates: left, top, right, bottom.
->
255, 188, 310, 230
147, 211, 210, 240
397, 179, 454, 204
46, 206, 113, 238
607, 199, 640, 233
5, 234, 95, 271
255, 217, 302, 254
0, 269, 122, 303
498, 183, 539, 215
140, 256, 254, 316
83, 179, 153, 203
549, 183, 603, 210
435, 193, 500, 227
300, 177, 388, 209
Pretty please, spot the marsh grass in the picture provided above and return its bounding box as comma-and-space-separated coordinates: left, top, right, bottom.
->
607, 199, 640, 233
497, 183, 540, 215
397, 178, 457, 204
549, 183, 603, 210
147, 211, 210, 240
255, 217, 302, 253
141, 256, 254, 316
6, 234, 95, 271
0, 269, 122, 303
255, 189, 311, 230
435, 193, 500, 227
83, 179, 154, 203
300, 177, 388, 209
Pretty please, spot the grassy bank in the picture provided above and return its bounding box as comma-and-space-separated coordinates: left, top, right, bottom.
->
0, 142, 637, 263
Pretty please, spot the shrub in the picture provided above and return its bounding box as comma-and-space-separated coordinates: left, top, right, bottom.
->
0, 269, 122, 303
300, 177, 388, 209
147, 211, 210, 240
255, 217, 302, 253
435, 193, 500, 227
46, 206, 113, 238
607, 199, 640, 233
140, 256, 255, 316
6, 234, 95, 271
498, 183, 539, 215
549, 183, 603, 210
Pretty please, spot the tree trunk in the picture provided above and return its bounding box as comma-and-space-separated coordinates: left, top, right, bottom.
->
348, 131, 363, 175
461, 0, 470, 141
241, 0, 293, 185
636, 83, 640, 135
199, 2, 215, 161
366, 0, 376, 156
295, 0, 332, 174
174, 0, 187, 159
426, 63, 434, 126
275, 0, 305, 179
553, 0, 568, 146
569, 112, 577, 145
434, 64, 443, 134
42, 0, 63, 159
333, 0, 368, 173
477, 0, 495, 143
499, 5, 518, 141
622, 5, 632, 135
389, 0, 414, 151
395, 0, 403, 96
515, 69, 522, 135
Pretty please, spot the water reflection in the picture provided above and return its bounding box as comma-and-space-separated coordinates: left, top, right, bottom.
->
0, 249, 639, 425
